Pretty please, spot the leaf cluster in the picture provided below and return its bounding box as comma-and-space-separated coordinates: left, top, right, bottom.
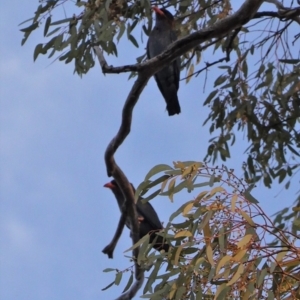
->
20, 0, 300, 188
103, 161, 300, 299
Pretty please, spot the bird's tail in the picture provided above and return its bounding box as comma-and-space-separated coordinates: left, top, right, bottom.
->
166, 94, 181, 116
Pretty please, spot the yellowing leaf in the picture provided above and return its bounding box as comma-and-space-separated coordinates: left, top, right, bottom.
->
209, 186, 225, 196
207, 203, 224, 211
198, 210, 213, 232
232, 249, 247, 262
237, 234, 252, 249
281, 258, 300, 267
174, 245, 184, 266
195, 191, 208, 203
276, 251, 287, 263
216, 255, 232, 275
174, 230, 192, 238
206, 244, 214, 266
183, 202, 194, 217
231, 194, 238, 212
186, 63, 194, 83
227, 264, 244, 286
240, 210, 255, 226
292, 206, 300, 212
203, 223, 211, 244
182, 165, 193, 178
168, 177, 176, 202
168, 282, 177, 299
173, 161, 185, 169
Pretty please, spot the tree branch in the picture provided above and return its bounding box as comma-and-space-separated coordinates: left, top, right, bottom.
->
102, 73, 150, 299
264, 0, 300, 24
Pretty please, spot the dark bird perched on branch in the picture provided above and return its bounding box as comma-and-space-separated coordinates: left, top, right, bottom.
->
147, 7, 181, 116
104, 180, 169, 253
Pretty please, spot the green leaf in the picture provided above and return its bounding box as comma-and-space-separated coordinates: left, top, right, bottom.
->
242, 60, 248, 78
44, 16, 51, 37
143, 258, 163, 294
137, 234, 150, 265
53, 34, 64, 50
247, 155, 255, 175
203, 90, 218, 106
215, 283, 229, 300
117, 22, 126, 42
103, 268, 116, 272
169, 202, 192, 222
18, 17, 34, 26
256, 268, 268, 288
277, 169, 286, 184
129, 34, 139, 48
244, 187, 259, 204
279, 59, 300, 64
51, 18, 72, 26
114, 272, 122, 286
122, 272, 133, 293
208, 174, 215, 187
193, 181, 211, 188
214, 75, 227, 87
139, 175, 170, 198
101, 280, 115, 291
144, 164, 173, 181
124, 234, 149, 253
20, 22, 39, 33
33, 43, 44, 61
140, 189, 160, 203
46, 27, 61, 37
195, 288, 203, 300
130, 19, 139, 32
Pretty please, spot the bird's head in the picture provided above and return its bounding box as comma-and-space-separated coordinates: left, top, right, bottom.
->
152, 7, 174, 26
104, 180, 136, 203
104, 180, 124, 206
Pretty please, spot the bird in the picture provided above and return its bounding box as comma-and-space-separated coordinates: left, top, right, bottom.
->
147, 6, 181, 116
104, 180, 169, 252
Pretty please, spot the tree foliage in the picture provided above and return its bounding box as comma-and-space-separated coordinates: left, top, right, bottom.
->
105, 162, 300, 299
20, 0, 300, 299
20, 0, 300, 188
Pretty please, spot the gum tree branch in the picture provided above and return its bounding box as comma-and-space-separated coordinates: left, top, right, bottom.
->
94, 0, 265, 77
100, 1, 265, 299
102, 73, 150, 300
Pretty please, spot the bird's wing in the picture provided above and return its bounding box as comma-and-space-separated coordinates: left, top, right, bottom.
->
146, 38, 151, 59
173, 58, 180, 90
170, 30, 180, 90
136, 199, 163, 230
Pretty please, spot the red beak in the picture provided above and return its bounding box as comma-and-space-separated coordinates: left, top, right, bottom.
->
104, 182, 115, 189
152, 6, 165, 16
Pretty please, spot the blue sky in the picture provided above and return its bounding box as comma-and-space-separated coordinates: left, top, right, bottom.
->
1, 1, 299, 299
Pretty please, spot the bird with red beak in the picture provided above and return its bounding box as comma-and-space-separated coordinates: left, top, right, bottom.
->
104, 180, 169, 253
147, 7, 181, 116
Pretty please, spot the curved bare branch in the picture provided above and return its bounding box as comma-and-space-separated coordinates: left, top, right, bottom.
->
100, 1, 265, 299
